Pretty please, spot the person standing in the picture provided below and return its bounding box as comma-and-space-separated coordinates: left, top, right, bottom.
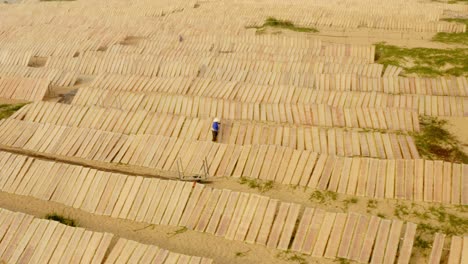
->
212, 118, 220, 142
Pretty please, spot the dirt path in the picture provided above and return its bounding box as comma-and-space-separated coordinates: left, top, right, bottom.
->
0, 144, 178, 179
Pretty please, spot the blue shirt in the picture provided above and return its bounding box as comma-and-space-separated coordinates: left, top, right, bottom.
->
212, 122, 219, 131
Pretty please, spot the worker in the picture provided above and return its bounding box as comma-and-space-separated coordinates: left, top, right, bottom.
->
212, 118, 220, 142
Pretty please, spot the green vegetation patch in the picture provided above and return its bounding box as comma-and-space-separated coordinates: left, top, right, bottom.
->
343, 197, 358, 209
0, 103, 27, 120
390, 202, 468, 254
433, 32, 468, 45
45, 213, 76, 227
246, 17, 318, 34
367, 199, 378, 209
336, 258, 351, 264
412, 116, 468, 163
239, 177, 274, 193
432, 18, 468, 46
440, 18, 468, 27
447, 0, 468, 4
375, 42, 468, 76
275, 251, 308, 264
431, 0, 468, 4
414, 234, 431, 249
309, 190, 337, 204
412, 204, 468, 251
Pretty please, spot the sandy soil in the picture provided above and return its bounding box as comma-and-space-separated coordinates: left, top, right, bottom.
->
445, 117, 468, 151
212, 177, 468, 262
1, 142, 466, 263
1, 172, 466, 263
444, 116, 468, 157
0, 191, 339, 264
0, 4, 466, 263
319, 28, 467, 49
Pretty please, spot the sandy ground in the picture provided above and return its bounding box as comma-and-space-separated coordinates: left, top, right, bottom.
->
0, 5, 467, 263
0, 142, 466, 262
445, 117, 468, 152
255, 27, 460, 49
248, 20, 467, 49
1, 172, 466, 263
0, 70, 466, 264
0, 191, 340, 264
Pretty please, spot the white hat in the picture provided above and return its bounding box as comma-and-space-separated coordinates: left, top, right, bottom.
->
213, 118, 220, 123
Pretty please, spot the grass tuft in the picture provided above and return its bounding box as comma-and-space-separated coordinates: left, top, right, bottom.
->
239, 177, 274, 193
246, 17, 318, 34
446, 0, 468, 3
377, 213, 386, 218
234, 250, 250, 257
394, 203, 410, 219
433, 32, 468, 46
440, 19, 468, 27
345, 197, 358, 204
397, 202, 468, 253
455, 205, 468, 212
431, 0, 468, 4
375, 42, 468, 76
367, 199, 378, 209
337, 258, 351, 264
45, 213, 76, 227
412, 116, 468, 163
167, 227, 187, 237
343, 197, 358, 209
309, 190, 337, 204
432, 18, 468, 46
414, 234, 431, 249
275, 251, 307, 264
0, 103, 27, 120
